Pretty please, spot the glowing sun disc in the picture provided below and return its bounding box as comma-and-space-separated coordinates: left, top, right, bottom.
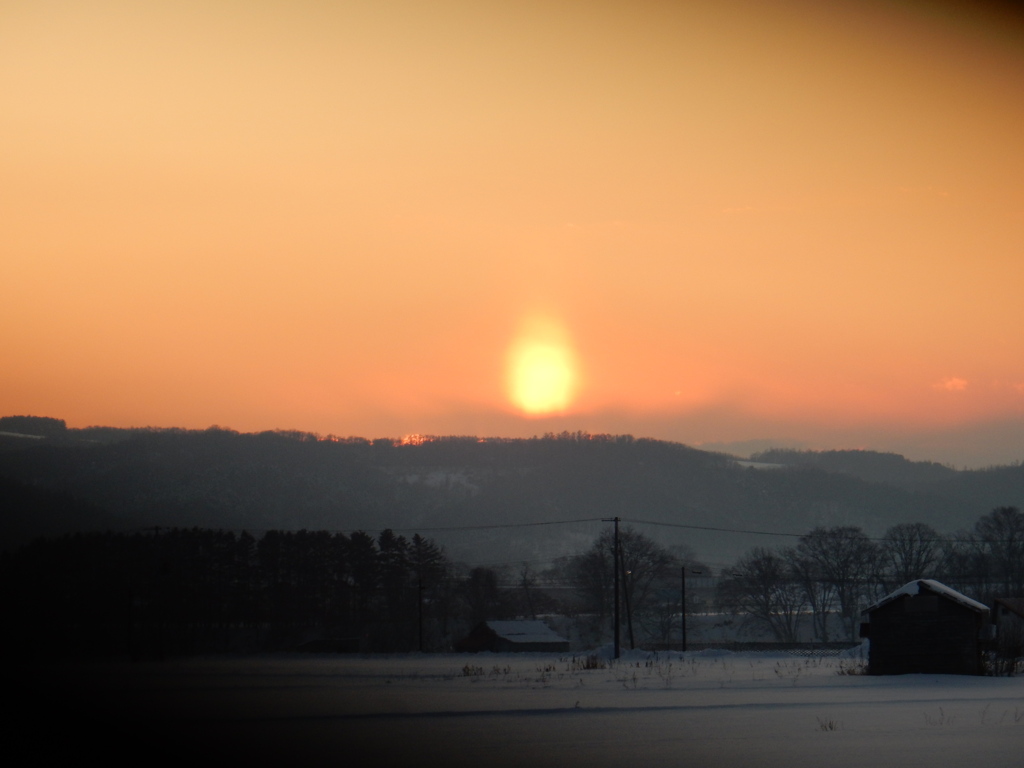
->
507, 318, 577, 415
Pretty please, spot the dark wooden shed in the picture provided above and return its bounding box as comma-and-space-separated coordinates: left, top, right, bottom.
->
860, 579, 991, 675
456, 620, 570, 653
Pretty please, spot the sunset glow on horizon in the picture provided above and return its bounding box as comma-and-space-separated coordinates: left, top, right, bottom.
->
3, 0, 1024, 466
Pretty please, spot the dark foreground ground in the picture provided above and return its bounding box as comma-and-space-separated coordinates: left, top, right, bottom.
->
8, 653, 1024, 767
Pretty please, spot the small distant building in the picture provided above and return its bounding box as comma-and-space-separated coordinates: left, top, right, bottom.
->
456, 620, 570, 653
860, 579, 992, 675
993, 598, 1024, 661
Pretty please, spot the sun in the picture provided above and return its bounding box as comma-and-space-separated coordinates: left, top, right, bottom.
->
507, 317, 578, 415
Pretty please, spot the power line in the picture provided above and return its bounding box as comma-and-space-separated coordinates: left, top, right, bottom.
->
622, 517, 807, 539
126, 517, 606, 537
127, 517, 1022, 547
620, 518, 1001, 545
389, 518, 605, 533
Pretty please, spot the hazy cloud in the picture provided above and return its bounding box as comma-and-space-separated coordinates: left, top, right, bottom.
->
935, 377, 968, 392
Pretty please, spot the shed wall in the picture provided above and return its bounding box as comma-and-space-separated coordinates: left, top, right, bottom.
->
868, 595, 983, 675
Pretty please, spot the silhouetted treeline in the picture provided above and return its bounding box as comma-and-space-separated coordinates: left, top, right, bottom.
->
4, 523, 692, 658
6, 510, 1024, 659
0, 415, 67, 437
717, 507, 1024, 646
1, 527, 508, 658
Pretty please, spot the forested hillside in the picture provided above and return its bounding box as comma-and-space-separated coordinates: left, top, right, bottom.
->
3, 422, 1022, 566
749, 448, 958, 490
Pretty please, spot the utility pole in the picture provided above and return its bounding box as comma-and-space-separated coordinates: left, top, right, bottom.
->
681, 566, 687, 653
621, 546, 635, 650
417, 579, 424, 652
603, 517, 621, 659
681, 566, 703, 652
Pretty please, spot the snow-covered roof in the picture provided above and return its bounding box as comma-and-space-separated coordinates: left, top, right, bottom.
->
484, 620, 568, 644
863, 579, 989, 615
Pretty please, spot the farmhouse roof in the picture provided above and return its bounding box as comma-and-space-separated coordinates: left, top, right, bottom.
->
863, 579, 989, 615
483, 620, 568, 645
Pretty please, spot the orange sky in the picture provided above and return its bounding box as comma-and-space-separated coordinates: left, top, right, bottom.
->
3, 0, 1024, 466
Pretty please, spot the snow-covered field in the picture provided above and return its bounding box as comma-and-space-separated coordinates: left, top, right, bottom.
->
24, 648, 1024, 767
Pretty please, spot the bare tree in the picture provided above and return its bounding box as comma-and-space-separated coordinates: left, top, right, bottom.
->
565, 527, 678, 646
783, 545, 837, 642
876, 522, 943, 592
460, 566, 508, 623
719, 547, 804, 643
794, 527, 877, 641
973, 506, 1024, 600
939, 508, 1024, 603
937, 531, 979, 596
518, 562, 537, 619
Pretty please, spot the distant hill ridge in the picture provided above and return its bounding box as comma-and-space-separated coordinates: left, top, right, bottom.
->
2, 418, 1023, 566
749, 448, 958, 491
